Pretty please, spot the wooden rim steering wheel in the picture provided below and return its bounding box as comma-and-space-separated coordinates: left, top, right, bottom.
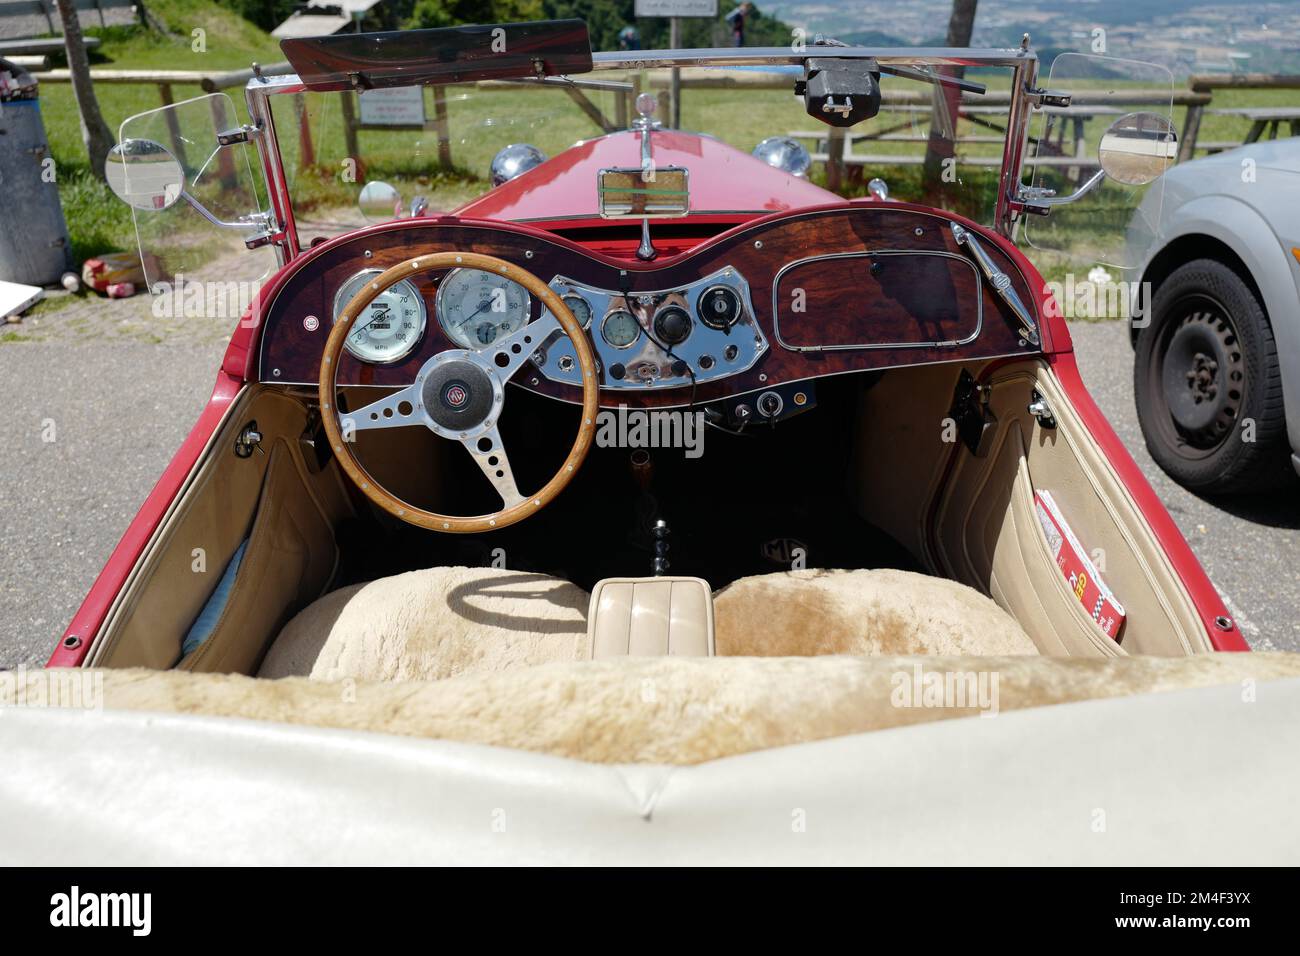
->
319, 252, 600, 533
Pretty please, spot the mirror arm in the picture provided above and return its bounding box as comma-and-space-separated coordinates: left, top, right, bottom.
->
179, 190, 268, 231
1020, 168, 1105, 210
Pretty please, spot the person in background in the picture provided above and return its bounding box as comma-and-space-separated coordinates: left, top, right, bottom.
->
618, 25, 641, 51
725, 2, 752, 47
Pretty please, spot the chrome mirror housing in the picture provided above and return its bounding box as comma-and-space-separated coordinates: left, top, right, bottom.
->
358, 180, 402, 221
105, 140, 185, 211
752, 136, 812, 178
1097, 111, 1178, 185
490, 143, 547, 187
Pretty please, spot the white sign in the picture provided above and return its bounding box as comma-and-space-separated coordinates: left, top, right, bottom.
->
359, 86, 426, 127
634, 0, 718, 17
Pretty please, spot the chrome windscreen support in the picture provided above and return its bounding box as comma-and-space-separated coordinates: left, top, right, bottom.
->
636, 218, 657, 261
950, 221, 1040, 347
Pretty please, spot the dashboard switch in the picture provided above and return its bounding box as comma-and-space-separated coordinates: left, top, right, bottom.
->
757, 391, 784, 418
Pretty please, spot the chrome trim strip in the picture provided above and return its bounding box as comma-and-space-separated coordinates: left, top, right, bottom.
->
591, 47, 1032, 71
771, 249, 983, 352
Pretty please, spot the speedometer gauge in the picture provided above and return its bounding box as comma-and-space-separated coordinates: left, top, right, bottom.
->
332, 269, 426, 364
436, 268, 532, 349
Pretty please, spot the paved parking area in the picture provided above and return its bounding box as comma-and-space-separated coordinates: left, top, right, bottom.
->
0, 313, 1294, 668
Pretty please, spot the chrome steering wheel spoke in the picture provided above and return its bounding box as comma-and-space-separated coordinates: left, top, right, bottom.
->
461, 425, 526, 508
338, 382, 426, 434
479, 312, 561, 382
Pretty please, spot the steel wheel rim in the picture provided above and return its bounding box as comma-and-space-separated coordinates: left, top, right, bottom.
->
1145, 292, 1245, 459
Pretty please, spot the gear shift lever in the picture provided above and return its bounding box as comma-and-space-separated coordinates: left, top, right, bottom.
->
652, 519, 671, 576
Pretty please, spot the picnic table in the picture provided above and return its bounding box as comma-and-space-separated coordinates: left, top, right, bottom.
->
791, 103, 1122, 183
1207, 107, 1300, 144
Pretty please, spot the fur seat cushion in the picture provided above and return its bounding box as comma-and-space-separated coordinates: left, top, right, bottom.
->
260, 566, 1035, 683
84, 653, 1300, 765
715, 569, 1037, 656
259, 567, 589, 682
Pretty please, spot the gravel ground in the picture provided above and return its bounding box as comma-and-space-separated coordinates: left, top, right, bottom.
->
0, 309, 1295, 667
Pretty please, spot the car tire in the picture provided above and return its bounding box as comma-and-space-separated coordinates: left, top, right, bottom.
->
1134, 258, 1293, 494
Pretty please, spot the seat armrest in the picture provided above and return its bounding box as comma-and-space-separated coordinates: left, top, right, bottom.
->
587, 577, 715, 659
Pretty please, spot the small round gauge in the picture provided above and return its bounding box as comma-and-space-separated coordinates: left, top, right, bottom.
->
331, 269, 426, 364
561, 294, 593, 328
697, 285, 742, 330
436, 267, 532, 350
601, 309, 641, 349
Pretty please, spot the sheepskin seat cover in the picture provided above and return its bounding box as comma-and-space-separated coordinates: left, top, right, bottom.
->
79, 653, 1300, 765
714, 568, 1036, 657
259, 567, 589, 682
261, 566, 1036, 681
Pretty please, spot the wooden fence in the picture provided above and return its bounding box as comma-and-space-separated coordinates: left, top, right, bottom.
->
30, 60, 1298, 188
32, 62, 636, 177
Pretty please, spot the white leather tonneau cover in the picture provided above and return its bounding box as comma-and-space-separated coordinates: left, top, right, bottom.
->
1, 678, 1297, 865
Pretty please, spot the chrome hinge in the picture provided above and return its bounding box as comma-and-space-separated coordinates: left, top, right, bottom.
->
217, 125, 261, 147
1027, 389, 1057, 428
1025, 86, 1072, 109
1012, 185, 1055, 218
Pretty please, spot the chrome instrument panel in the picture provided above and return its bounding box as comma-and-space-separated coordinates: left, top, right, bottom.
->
531, 266, 767, 390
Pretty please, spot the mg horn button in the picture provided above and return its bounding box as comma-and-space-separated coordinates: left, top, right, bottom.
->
422, 360, 495, 430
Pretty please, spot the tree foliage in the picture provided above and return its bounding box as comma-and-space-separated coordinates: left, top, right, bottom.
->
224, 0, 792, 52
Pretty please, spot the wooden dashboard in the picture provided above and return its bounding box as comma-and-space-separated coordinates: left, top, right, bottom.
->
257, 203, 1041, 409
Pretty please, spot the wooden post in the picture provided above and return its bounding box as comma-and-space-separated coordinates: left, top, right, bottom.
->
826, 125, 845, 193
669, 17, 682, 129
614, 83, 628, 129
158, 83, 190, 170
1177, 103, 1204, 162
432, 86, 452, 168
294, 93, 316, 170
340, 90, 361, 176
210, 94, 237, 186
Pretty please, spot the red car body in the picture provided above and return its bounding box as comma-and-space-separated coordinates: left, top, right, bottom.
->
50, 129, 1247, 666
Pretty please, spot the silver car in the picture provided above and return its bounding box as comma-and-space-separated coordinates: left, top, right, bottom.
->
1129, 136, 1300, 494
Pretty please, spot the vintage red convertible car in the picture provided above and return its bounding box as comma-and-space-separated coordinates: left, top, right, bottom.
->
7, 21, 1298, 863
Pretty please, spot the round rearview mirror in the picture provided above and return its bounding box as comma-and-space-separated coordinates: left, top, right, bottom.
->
105, 139, 185, 211
358, 180, 402, 222
1098, 111, 1178, 186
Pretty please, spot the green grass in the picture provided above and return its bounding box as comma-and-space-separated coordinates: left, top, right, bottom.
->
38, 4, 1299, 321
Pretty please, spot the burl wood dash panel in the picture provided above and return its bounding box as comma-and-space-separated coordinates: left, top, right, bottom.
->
259, 204, 1040, 408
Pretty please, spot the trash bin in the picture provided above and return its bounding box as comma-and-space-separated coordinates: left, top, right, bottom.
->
0, 57, 73, 286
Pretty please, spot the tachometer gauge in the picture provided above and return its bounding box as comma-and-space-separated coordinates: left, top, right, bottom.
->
601, 309, 641, 349
436, 267, 532, 349
332, 269, 426, 364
